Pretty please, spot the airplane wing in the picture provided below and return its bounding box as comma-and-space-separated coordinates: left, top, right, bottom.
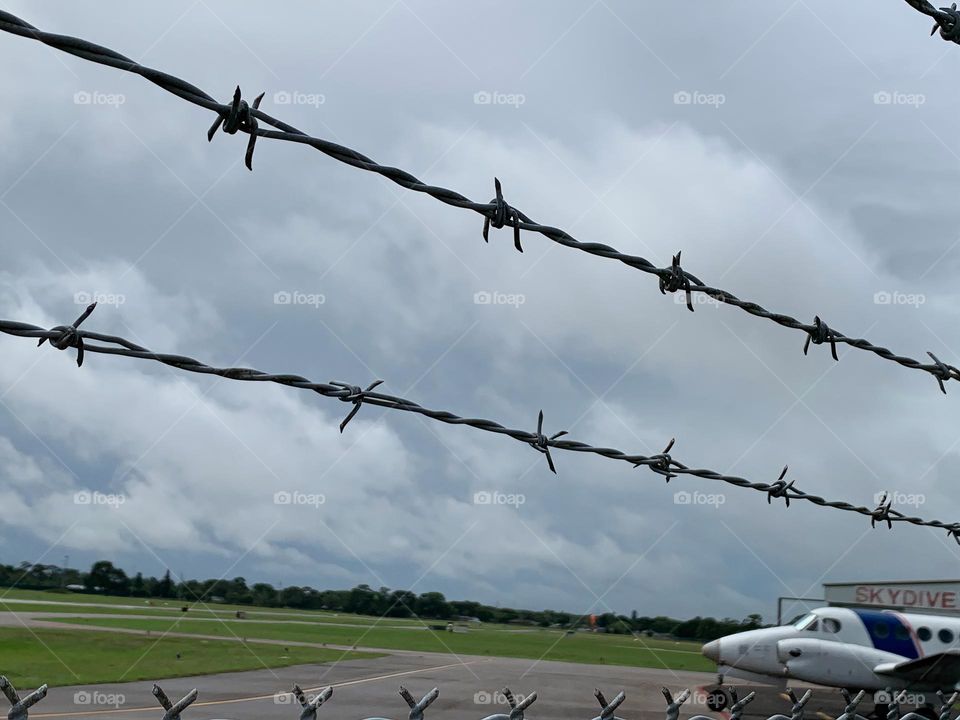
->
875, 651, 960, 688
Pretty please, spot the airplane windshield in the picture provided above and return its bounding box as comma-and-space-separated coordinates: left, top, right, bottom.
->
792, 612, 818, 630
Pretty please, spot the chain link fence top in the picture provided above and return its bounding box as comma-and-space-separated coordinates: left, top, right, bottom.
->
2, 8, 960, 394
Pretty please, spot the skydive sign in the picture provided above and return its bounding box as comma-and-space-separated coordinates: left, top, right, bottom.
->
825, 581, 960, 613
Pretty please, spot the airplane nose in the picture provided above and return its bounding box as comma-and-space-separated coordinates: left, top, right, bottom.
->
702, 639, 720, 662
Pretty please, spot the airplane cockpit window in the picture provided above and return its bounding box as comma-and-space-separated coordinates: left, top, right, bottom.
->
822, 618, 841, 633
939, 628, 954, 644
874, 621, 889, 638
894, 626, 909, 641
793, 613, 818, 630
918, 627, 932, 641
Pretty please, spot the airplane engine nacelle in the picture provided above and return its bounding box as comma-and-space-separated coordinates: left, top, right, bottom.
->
778, 638, 905, 690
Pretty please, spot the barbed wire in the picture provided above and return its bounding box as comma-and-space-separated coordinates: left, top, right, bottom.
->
4, 674, 959, 720
905, 0, 960, 42
2, 303, 958, 540
1, 9, 958, 395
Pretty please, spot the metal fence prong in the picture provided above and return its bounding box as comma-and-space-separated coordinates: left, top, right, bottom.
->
292, 683, 332, 720
662, 688, 689, 720
1, 677, 47, 720
152, 685, 196, 720
729, 690, 756, 720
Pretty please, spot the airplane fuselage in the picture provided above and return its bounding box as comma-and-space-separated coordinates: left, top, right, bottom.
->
702, 607, 960, 692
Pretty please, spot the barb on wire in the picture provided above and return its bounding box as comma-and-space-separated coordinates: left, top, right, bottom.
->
0, 676, 47, 720
331, 379, 384, 433
483, 178, 523, 252
530, 410, 567, 474
803, 316, 838, 362
905, 0, 960, 41
659, 253, 693, 312
4, 310, 959, 538
207, 86, 264, 170
1, 9, 958, 393
37, 302, 96, 367
767, 466, 794, 506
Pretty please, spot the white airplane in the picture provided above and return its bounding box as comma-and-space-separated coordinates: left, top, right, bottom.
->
701, 606, 960, 716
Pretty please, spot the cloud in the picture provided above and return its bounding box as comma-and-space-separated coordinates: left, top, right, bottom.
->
1, 0, 959, 621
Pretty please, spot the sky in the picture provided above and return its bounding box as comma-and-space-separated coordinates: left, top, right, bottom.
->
1, 0, 960, 624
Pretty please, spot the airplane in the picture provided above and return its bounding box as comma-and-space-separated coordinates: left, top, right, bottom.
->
700, 606, 960, 718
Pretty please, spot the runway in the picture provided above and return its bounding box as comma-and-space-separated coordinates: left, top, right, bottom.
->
18, 650, 852, 720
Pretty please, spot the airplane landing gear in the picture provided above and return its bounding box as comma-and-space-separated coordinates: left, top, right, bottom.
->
706, 687, 731, 712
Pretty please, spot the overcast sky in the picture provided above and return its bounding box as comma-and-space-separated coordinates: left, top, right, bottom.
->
2, 0, 960, 624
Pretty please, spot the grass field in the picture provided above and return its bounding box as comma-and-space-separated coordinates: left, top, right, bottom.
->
46, 616, 713, 672
0, 627, 381, 689
0, 589, 429, 625
0, 589, 715, 681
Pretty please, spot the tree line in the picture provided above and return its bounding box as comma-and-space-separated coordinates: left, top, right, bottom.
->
0, 560, 763, 641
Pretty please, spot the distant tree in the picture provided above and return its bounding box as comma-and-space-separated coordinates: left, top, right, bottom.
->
154, 569, 174, 599
130, 572, 146, 597
251, 582, 278, 607
414, 591, 452, 619
85, 561, 129, 595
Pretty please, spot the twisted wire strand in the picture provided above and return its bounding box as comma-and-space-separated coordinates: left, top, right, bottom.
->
1, 9, 959, 393
3, 311, 957, 540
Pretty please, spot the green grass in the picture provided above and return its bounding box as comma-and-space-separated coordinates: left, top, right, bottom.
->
47, 617, 713, 672
0, 627, 381, 688
0, 590, 426, 625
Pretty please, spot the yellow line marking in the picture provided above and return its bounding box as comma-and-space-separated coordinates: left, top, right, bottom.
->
32, 658, 491, 718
